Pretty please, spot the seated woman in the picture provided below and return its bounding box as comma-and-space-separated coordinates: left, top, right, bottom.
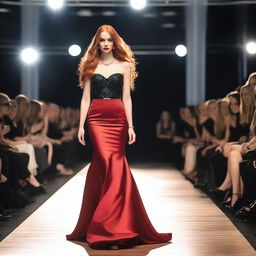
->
180, 101, 210, 181
171, 106, 201, 170
0, 117, 46, 208
217, 83, 254, 158
3, 98, 39, 177
0, 93, 43, 190
211, 135, 256, 212
209, 90, 250, 188
155, 110, 176, 161
211, 78, 256, 212
194, 98, 231, 189
27, 100, 73, 176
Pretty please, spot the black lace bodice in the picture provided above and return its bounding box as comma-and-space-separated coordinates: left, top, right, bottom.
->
90, 73, 123, 99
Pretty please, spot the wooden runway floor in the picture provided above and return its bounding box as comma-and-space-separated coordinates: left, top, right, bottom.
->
0, 162, 256, 256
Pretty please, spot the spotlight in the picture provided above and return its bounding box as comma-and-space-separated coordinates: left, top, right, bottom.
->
20, 47, 40, 65
68, 44, 81, 57
130, 0, 147, 10
47, 0, 64, 10
175, 45, 187, 57
246, 41, 256, 55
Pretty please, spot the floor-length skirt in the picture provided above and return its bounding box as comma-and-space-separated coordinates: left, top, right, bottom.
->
66, 99, 172, 249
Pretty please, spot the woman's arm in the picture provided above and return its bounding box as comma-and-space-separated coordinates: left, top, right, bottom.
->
122, 62, 136, 145
192, 119, 200, 140
41, 113, 49, 137
219, 124, 231, 145
77, 78, 91, 145
214, 117, 231, 146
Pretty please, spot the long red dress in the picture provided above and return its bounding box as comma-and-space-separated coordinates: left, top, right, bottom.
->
66, 73, 172, 249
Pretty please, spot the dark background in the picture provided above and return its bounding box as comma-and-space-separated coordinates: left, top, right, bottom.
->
0, 1, 256, 160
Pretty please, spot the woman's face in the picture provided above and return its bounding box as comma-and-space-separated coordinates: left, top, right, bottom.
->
161, 111, 170, 121
9, 105, 18, 120
183, 108, 192, 118
229, 97, 239, 114
208, 102, 217, 116
241, 87, 253, 104
18, 100, 31, 117
99, 31, 114, 54
198, 103, 207, 116
0, 100, 11, 115
249, 77, 256, 90
220, 101, 229, 115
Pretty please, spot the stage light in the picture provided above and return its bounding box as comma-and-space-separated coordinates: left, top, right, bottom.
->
246, 41, 256, 55
20, 47, 40, 65
130, 0, 147, 10
175, 45, 187, 57
47, 0, 64, 10
68, 44, 81, 57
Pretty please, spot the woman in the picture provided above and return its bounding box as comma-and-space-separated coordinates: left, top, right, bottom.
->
211, 81, 256, 211
27, 100, 74, 175
3, 98, 39, 177
218, 85, 254, 158
181, 101, 209, 181
65, 25, 172, 250
0, 93, 43, 189
195, 99, 229, 189
14, 94, 31, 139
156, 110, 175, 140
156, 110, 176, 161
200, 98, 231, 156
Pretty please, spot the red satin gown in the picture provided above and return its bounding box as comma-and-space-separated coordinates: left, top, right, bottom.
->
66, 73, 172, 249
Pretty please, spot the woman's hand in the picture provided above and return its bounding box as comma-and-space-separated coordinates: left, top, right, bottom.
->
215, 145, 223, 153
172, 136, 184, 143
128, 127, 136, 145
78, 127, 85, 146
241, 142, 250, 154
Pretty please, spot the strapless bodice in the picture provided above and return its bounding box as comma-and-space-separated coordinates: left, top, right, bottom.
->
90, 73, 123, 99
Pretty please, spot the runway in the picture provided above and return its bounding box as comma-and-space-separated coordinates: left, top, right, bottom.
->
0, 162, 255, 256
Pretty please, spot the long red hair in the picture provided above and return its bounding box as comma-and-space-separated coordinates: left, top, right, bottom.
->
78, 25, 138, 91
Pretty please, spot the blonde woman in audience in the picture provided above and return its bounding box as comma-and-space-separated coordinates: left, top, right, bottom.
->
26, 100, 53, 165
216, 81, 255, 157
14, 94, 31, 139
27, 100, 73, 175
200, 98, 231, 157
212, 80, 256, 211
0, 93, 39, 177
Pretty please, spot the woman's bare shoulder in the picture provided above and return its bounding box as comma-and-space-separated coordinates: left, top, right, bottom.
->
119, 60, 131, 68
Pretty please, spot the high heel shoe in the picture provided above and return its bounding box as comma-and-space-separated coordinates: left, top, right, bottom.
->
23, 183, 47, 196
210, 188, 231, 201
235, 200, 256, 222
221, 196, 231, 206
225, 193, 243, 214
